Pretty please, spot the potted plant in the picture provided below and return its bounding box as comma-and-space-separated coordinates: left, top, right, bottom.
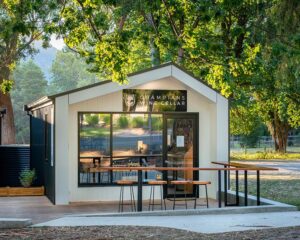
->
19, 169, 36, 187
0, 169, 44, 196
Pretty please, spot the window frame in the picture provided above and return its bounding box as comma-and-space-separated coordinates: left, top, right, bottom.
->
77, 111, 199, 187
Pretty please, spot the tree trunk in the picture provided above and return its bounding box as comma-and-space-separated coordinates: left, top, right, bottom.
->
266, 112, 289, 153
177, 47, 184, 64
0, 92, 16, 144
149, 37, 160, 66
0, 66, 16, 145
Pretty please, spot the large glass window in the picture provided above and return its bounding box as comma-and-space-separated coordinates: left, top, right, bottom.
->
79, 113, 111, 184
78, 113, 163, 186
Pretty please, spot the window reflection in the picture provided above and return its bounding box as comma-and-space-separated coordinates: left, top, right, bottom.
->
112, 114, 163, 182
78, 113, 163, 185
79, 113, 111, 184
112, 114, 162, 157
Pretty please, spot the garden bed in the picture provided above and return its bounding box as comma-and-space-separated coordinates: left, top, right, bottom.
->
0, 186, 44, 197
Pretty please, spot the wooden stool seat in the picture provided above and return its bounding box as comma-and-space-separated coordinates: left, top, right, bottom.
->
192, 180, 210, 208
117, 180, 136, 212
192, 181, 211, 185
116, 180, 136, 185
170, 180, 192, 210
148, 180, 167, 185
170, 180, 191, 185
148, 180, 167, 211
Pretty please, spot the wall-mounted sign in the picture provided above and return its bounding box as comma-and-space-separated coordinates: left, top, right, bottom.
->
176, 136, 185, 147
123, 89, 187, 112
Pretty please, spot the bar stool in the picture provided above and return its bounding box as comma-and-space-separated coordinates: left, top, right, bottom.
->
148, 180, 167, 211
170, 180, 191, 210
117, 180, 136, 212
192, 181, 211, 208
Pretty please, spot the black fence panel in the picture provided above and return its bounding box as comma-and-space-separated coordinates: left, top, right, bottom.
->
0, 145, 30, 187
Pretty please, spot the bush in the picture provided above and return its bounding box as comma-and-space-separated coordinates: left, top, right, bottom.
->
151, 116, 162, 131
19, 169, 36, 187
102, 115, 111, 125
132, 116, 144, 128
85, 114, 99, 126
118, 115, 130, 128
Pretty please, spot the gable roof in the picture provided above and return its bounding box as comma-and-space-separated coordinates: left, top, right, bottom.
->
25, 62, 225, 111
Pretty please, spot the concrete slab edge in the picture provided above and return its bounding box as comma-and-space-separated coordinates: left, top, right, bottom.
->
0, 218, 32, 229
66, 204, 297, 218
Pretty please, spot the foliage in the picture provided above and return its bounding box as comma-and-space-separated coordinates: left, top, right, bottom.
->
0, 0, 58, 88
132, 116, 144, 128
117, 115, 130, 128
0, 0, 59, 143
238, 124, 268, 148
151, 116, 163, 131
48, 50, 102, 95
85, 114, 99, 126
0, 79, 13, 94
19, 169, 36, 188
231, 152, 300, 161
102, 115, 111, 126
52, 0, 300, 152
10, 60, 47, 143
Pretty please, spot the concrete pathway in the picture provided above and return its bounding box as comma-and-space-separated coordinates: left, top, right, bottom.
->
34, 211, 300, 233
0, 196, 217, 224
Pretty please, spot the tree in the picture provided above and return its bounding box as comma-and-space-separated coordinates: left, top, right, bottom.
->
260, 0, 300, 152
0, 0, 58, 144
48, 50, 101, 94
55, 0, 299, 152
10, 60, 47, 143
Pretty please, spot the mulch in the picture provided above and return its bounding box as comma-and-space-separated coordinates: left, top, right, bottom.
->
0, 226, 300, 240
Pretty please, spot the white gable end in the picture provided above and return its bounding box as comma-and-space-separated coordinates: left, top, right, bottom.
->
68, 64, 218, 105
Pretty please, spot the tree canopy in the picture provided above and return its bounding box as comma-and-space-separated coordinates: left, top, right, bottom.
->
0, 0, 58, 143
53, 0, 299, 152
1, 0, 299, 152
48, 50, 102, 94
11, 60, 47, 143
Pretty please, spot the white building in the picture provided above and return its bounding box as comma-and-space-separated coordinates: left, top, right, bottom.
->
25, 62, 229, 205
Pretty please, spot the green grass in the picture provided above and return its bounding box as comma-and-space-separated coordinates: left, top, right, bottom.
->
231, 175, 300, 210
80, 127, 110, 137
231, 151, 300, 161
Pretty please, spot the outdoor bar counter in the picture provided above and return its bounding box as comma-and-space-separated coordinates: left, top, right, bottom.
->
90, 164, 278, 211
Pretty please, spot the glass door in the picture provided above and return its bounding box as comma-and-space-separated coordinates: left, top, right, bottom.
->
163, 113, 198, 198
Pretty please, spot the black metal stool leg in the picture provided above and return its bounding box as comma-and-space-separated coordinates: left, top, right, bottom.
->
129, 186, 132, 211
184, 191, 187, 209
148, 185, 153, 211
132, 186, 136, 211
205, 185, 209, 208
130, 185, 136, 212
162, 185, 166, 210
130, 186, 134, 212
194, 185, 198, 209
118, 185, 122, 212
160, 185, 163, 210
173, 185, 176, 210
119, 185, 124, 212
152, 185, 155, 211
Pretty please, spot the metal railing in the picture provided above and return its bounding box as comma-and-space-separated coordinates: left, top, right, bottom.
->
212, 162, 278, 207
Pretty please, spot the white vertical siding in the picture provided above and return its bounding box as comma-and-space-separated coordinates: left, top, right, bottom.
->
66, 77, 227, 202
55, 95, 69, 204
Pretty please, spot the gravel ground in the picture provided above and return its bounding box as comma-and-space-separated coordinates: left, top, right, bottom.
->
1, 226, 300, 240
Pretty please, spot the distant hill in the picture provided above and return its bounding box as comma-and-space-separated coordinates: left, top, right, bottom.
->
27, 41, 58, 81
